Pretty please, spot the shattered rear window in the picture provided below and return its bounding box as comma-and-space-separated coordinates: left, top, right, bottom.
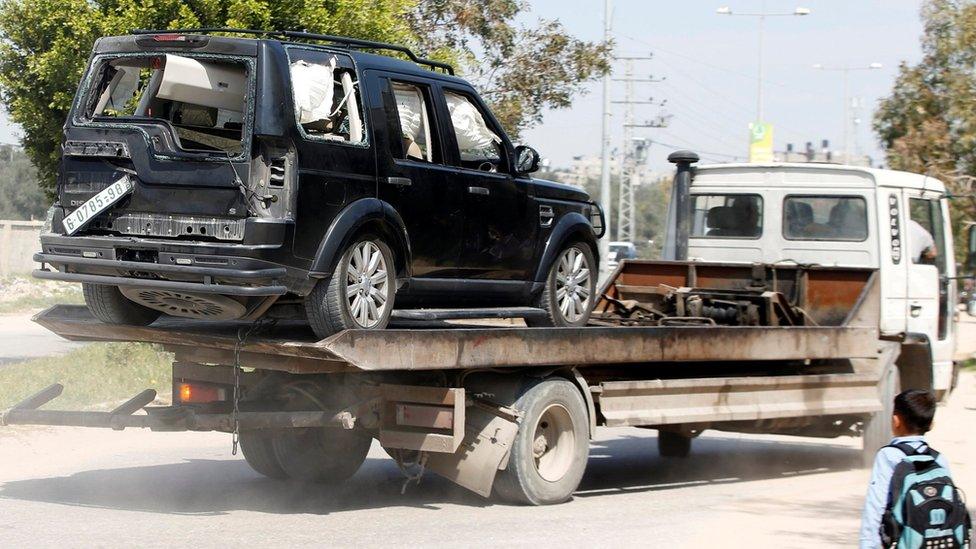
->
84, 54, 249, 156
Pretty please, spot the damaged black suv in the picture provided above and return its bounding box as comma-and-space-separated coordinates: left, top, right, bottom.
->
36, 30, 604, 338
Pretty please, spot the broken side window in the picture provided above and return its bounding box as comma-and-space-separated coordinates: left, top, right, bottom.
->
287, 49, 364, 144
444, 90, 504, 172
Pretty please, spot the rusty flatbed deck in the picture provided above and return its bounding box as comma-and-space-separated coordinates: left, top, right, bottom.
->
35, 305, 879, 374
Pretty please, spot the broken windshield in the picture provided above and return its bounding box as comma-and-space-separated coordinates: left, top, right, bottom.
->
82, 54, 250, 156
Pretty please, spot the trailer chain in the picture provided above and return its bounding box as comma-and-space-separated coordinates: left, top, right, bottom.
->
231, 317, 277, 456
393, 449, 429, 495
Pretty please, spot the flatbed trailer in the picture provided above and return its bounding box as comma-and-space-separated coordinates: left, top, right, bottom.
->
1, 261, 902, 505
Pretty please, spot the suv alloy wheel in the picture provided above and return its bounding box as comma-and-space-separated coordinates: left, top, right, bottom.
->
527, 243, 596, 327
305, 235, 396, 339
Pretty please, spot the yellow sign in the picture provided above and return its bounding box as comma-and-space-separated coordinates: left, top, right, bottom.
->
748, 122, 774, 163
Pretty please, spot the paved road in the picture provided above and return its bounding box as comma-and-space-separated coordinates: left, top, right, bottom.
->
0, 312, 85, 365
1, 372, 973, 548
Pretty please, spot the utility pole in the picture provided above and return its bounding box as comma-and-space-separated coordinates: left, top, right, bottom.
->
812, 62, 882, 162
717, 4, 811, 154
599, 0, 613, 279
611, 56, 666, 243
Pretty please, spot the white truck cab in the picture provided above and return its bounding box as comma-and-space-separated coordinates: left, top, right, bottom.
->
663, 161, 961, 396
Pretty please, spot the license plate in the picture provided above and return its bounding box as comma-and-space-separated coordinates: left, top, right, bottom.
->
63, 176, 133, 235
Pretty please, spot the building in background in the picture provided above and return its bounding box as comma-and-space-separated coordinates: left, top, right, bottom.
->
547, 154, 622, 188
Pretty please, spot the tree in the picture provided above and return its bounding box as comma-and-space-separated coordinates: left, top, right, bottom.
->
0, 147, 46, 220
874, 0, 976, 261
0, 0, 609, 193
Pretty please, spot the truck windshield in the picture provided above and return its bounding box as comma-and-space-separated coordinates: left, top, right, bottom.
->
83, 54, 249, 156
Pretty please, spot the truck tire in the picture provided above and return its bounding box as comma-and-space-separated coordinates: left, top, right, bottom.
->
271, 427, 372, 483
239, 430, 288, 480
493, 378, 589, 505
305, 235, 395, 340
82, 283, 161, 326
657, 431, 692, 458
526, 242, 596, 328
862, 361, 900, 467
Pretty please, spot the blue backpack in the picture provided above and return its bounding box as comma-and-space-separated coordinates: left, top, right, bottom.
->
880, 442, 972, 549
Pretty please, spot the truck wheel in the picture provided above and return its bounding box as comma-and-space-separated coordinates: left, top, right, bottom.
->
239, 430, 288, 480
527, 243, 596, 328
82, 283, 161, 326
493, 378, 589, 505
271, 426, 372, 483
657, 431, 692, 458
862, 361, 900, 467
305, 235, 395, 339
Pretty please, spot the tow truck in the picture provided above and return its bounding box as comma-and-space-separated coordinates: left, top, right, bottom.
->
5, 151, 969, 506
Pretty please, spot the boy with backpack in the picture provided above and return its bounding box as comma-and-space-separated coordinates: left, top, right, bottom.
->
859, 389, 972, 548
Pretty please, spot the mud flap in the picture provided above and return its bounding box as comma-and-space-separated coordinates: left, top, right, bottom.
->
425, 404, 520, 497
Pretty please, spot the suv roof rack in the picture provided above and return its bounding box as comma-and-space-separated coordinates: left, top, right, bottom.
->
130, 28, 455, 75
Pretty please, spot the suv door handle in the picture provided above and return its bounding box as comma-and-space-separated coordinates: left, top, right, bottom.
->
468, 186, 490, 196
384, 176, 412, 187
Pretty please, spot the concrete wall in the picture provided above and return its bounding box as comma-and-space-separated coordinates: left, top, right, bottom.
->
0, 220, 42, 275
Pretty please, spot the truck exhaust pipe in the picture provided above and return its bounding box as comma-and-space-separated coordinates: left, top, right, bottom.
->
667, 150, 699, 261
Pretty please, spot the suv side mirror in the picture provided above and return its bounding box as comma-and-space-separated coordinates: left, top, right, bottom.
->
514, 145, 541, 175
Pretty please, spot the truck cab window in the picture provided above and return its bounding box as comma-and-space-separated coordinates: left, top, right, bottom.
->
391, 82, 436, 163
691, 194, 762, 238
909, 198, 945, 268
288, 51, 364, 144
783, 196, 867, 241
444, 91, 504, 172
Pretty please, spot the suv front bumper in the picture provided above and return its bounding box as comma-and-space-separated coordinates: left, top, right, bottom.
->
36, 234, 289, 296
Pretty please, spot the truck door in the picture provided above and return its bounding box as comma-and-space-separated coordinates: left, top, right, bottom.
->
368, 71, 464, 278
904, 192, 955, 390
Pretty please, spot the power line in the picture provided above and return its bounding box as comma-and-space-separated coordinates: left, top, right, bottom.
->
614, 32, 813, 95
655, 131, 744, 161
620, 35, 823, 144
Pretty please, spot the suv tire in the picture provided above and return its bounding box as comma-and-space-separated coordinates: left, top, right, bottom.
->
305, 235, 396, 339
82, 283, 161, 326
527, 242, 596, 327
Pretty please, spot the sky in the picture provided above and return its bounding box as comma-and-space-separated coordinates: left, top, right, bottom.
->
519, 0, 926, 174
0, 1, 925, 175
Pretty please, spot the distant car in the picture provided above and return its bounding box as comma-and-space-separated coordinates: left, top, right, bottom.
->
608, 241, 638, 270
34, 30, 605, 338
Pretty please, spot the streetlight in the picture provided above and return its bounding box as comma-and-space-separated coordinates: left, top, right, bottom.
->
812, 62, 883, 161
716, 4, 811, 125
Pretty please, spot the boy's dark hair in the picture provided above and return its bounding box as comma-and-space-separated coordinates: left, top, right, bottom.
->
893, 389, 936, 434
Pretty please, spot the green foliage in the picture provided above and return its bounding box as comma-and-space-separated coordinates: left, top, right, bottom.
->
0, 0, 609, 193
0, 342, 173, 409
0, 147, 47, 219
409, 1, 612, 138
874, 0, 976, 262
